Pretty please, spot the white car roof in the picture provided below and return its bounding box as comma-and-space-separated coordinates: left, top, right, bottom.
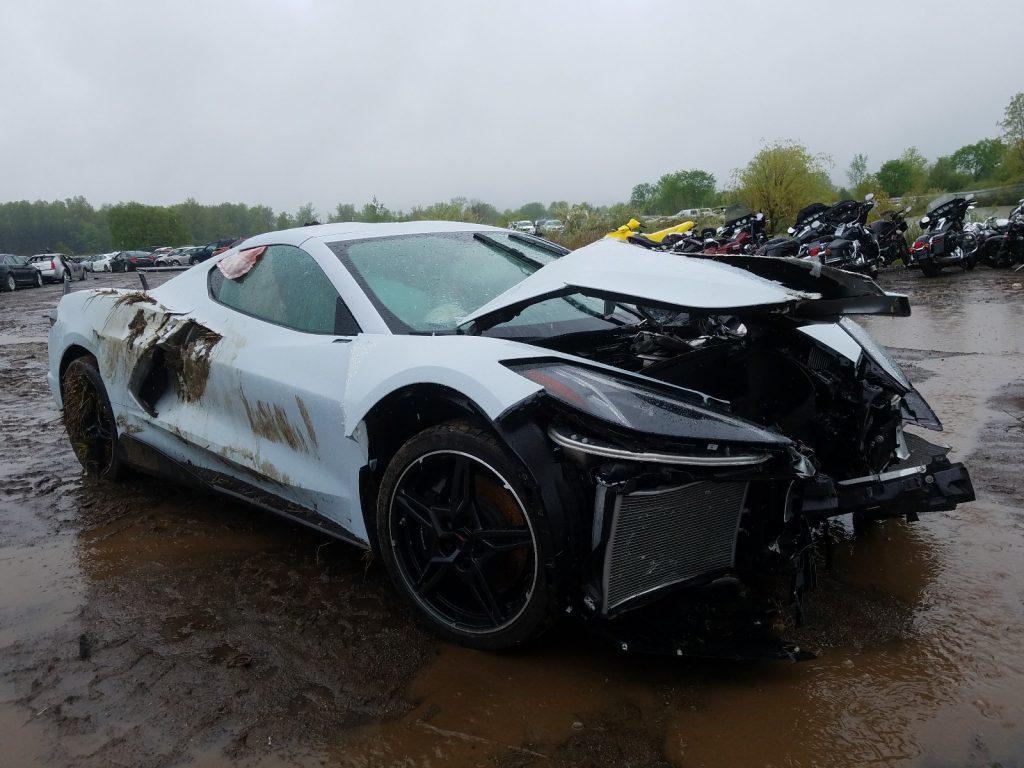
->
239, 220, 505, 249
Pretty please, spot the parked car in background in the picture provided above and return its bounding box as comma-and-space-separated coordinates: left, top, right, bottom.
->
189, 238, 239, 265
537, 219, 564, 235
1, 253, 44, 290
29, 253, 86, 283
86, 252, 117, 272
79, 254, 108, 272
211, 238, 245, 260
511, 220, 536, 234
155, 246, 198, 266
126, 251, 157, 268
92, 252, 136, 272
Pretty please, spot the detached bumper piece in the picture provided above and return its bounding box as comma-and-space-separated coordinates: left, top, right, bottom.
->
592, 581, 814, 662
803, 431, 975, 521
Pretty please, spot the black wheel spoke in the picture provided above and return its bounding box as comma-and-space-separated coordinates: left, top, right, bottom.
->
449, 455, 475, 520
474, 528, 532, 554
466, 560, 506, 627
395, 489, 449, 538
413, 556, 455, 597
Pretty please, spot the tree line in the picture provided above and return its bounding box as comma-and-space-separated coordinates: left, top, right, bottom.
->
3, 93, 1022, 253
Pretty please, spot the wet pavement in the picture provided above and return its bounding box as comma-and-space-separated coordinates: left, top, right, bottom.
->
1, 266, 1023, 767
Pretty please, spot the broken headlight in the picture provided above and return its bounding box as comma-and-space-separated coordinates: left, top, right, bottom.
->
506, 361, 788, 448
840, 317, 911, 390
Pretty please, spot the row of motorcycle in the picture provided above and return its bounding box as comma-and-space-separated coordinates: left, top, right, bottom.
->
612, 193, 1024, 278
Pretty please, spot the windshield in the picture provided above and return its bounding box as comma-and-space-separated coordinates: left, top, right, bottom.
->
826, 200, 860, 224
927, 193, 960, 214
795, 202, 829, 226
329, 231, 622, 336
721, 203, 754, 228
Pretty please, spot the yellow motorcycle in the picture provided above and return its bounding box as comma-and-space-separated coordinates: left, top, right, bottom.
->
605, 218, 696, 243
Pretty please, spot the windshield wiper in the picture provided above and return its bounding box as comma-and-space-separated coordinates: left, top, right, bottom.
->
506, 232, 568, 257
472, 232, 543, 268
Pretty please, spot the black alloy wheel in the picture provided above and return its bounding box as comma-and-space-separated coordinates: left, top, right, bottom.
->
377, 422, 556, 650
62, 357, 123, 479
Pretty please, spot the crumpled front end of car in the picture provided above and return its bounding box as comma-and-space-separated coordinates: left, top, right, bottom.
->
499, 313, 974, 659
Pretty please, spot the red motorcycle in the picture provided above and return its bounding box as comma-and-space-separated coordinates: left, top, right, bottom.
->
703, 208, 767, 255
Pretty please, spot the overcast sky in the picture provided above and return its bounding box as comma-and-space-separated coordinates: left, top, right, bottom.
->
1, 0, 1021, 216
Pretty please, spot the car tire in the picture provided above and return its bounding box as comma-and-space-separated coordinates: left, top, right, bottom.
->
376, 420, 559, 650
103, 264, 110, 272
34, 271, 43, 288
920, 261, 938, 278
3, 274, 15, 292
62, 356, 123, 480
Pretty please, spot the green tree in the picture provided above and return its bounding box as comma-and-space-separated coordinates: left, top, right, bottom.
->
329, 204, 359, 222
847, 153, 869, 189
107, 203, 189, 249
733, 141, 833, 233
515, 202, 548, 221
361, 196, 392, 223
877, 147, 928, 197
549, 201, 570, 222
999, 92, 1024, 167
927, 156, 968, 191
293, 202, 319, 226
464, 200, 500, 225
951, 138, 1005, 181
409, 198, 465, 221
650, 169, 716, 215
629, 182, 657, 214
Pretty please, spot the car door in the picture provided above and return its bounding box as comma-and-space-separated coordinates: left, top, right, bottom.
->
11, 255, 37, 284
135, 244, 369, 539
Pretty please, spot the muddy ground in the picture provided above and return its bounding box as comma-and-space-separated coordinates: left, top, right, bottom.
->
1, 266, 1023, 767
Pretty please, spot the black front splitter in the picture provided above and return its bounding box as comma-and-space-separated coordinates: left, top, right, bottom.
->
580, 582, 814, 662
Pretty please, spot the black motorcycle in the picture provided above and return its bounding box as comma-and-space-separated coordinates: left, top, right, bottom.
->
979, 199, 1024, 268
869, 205, 913, 266
908, 194, 978, 277
756, 202, 833, 259
812, 195, 880, 277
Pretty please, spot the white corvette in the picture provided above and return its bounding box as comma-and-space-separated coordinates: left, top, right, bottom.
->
48, 222, 973, 657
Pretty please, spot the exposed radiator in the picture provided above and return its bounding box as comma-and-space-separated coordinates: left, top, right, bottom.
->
602, 481, 747, 613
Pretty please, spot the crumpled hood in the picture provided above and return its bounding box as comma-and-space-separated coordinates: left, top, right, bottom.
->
459, 239, 909, 332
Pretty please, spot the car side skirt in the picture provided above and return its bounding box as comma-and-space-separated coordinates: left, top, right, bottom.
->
117, 435, 370, 549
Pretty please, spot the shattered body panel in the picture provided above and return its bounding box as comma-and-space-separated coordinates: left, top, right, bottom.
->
48, 222, 974, 657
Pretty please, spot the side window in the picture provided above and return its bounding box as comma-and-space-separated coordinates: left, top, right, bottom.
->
209, 244, 360, 335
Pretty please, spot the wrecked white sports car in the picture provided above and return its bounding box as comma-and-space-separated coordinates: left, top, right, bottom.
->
48, 222, 974, 658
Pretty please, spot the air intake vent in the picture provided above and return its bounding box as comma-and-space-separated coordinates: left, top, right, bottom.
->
603, 481, 747, 613
806, 345, 832, 371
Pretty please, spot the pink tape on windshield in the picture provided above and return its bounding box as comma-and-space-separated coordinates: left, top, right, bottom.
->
217, 246, 266, 280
